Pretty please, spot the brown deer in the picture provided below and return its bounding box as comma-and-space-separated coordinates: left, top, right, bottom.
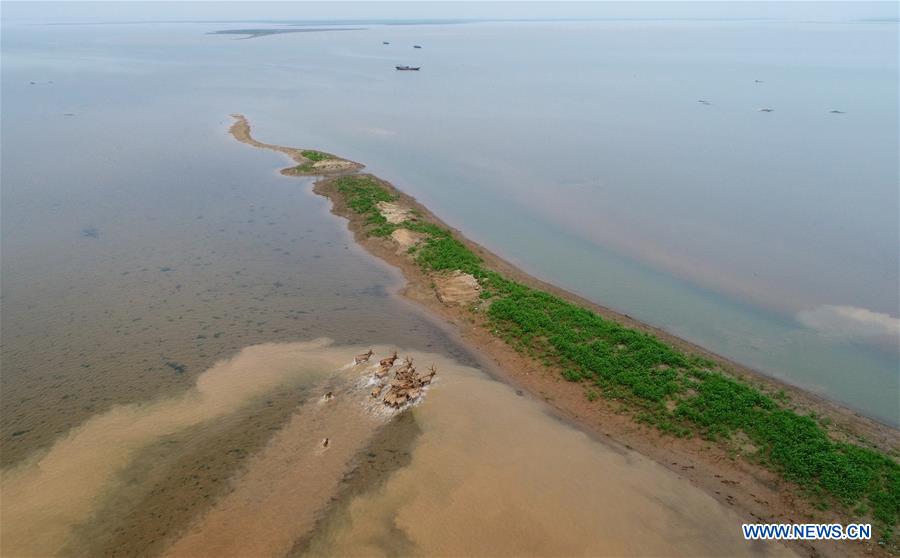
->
379, 350, 398, 367
396, 355, 413, 372
354, 349, 374, 365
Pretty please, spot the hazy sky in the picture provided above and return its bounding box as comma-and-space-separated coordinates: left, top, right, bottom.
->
3, 1, 898, 24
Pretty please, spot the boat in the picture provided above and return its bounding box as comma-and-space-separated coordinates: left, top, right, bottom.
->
383, 41, 390, 45
395, 65, 421, 71
413, 45, 422, 49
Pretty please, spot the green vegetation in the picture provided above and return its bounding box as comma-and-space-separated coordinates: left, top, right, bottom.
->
293, 162, 315, 173
334, 175, 395, 214
416, 234, 483, 274
301, 149, 332, 162
333, 175, 399, 237
330, 172, 900, 545
290, 150, 334, 173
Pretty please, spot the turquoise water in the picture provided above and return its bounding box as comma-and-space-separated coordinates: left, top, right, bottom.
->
2, 5, 898, 424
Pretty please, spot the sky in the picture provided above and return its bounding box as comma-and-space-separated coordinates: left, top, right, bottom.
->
2, 1, 898, 25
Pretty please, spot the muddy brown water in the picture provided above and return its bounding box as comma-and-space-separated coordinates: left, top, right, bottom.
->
2, 339, 791, 557
299, 357, 792, 558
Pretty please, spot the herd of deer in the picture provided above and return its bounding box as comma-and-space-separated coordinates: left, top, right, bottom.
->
318, 350, 436, 448
354, 349, 437, 408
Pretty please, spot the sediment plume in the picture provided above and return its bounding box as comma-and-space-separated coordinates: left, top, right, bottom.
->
160, 346, 448, 558
1, 339, 370, 557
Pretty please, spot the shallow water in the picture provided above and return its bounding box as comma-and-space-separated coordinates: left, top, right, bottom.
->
0, 94, 469, 466
0, 339, 351, 556
230, 16, 899, 423
0, 4, 894, 556
2, 5, 896, 429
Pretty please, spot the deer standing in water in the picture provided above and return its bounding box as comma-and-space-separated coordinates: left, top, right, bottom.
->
398, 355, 414, 372
423, 364, 437, 384
379, 351, 398, 367
354, 349, 374, 365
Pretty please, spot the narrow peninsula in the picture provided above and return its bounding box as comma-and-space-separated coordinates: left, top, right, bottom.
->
228, 114, 899, 557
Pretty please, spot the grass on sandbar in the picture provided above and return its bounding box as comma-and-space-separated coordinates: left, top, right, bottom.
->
331, 171, 900, 545
301, 149, 332, 162
333, 176, 398, 237
289, 150, 334, 173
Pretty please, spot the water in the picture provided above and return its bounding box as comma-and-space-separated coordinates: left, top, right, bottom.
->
0, 3, 895, 554
217, 17, 899, 424
300, 355, 789, 557
1, 341, 789, 557
4, 7, 896, 427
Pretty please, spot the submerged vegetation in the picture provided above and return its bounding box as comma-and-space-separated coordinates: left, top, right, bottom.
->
331, 173, 900, 545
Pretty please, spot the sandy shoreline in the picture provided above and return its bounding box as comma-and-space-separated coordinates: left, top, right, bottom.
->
228, 114, 898, 558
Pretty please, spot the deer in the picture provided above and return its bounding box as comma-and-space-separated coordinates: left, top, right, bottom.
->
423, 364, 437, 384
379, 350, 398, 367
354, 349, 374, 365
396, 355, 414, 372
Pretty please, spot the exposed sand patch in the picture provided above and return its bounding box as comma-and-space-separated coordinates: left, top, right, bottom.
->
433, 270, 481, 306
229, 114, 362, 176
390, 228, 424, 254
229, 113, 305, 162
312, 159, 358, 171
0, 339, 360, 557
376, 201, 414, 225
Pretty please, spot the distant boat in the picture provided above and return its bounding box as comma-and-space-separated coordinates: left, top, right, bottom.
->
413, 45, 422, 49
758, 107, 774, 112
830, 110, 845, 114
383, 41, 390, 45
396, 65, 421, 71
697, 99, 711, 105
754, 79, 764, 84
